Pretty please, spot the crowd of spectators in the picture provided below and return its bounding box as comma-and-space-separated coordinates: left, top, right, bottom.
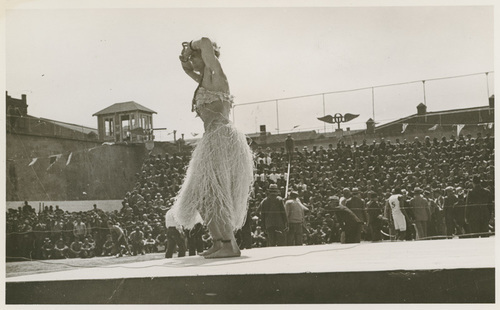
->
6, 132, 495, 261
250, 132, 494, 244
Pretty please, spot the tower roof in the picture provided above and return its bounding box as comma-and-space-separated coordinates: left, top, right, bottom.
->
93, 101, 157, 116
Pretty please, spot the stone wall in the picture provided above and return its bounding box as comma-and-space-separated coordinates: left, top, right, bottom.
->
6, 133, 146, 201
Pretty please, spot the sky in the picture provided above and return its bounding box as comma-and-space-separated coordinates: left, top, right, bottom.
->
4, 2, 495, 141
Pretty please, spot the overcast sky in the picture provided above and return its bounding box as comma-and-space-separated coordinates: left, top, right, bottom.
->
5, 3, 495, 140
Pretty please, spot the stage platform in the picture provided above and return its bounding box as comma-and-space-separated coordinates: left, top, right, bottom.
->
6, 237, 496, 304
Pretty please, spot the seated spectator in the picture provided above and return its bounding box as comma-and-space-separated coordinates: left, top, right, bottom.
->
252, 226, 266, 247
144, 233, 156, 253
41, 238, 54, 260
101, 234, 115, 256
81, 237, 95, 258
69, 239, 83, 258
129, 226, 145, 256
155, 229, 167, 253
53, 238, 69, 259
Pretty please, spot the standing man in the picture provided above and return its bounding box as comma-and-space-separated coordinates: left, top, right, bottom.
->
165, 208, 186, 258
284, 191, 309, 246
330, 196, 363, 244
340, 188, 352, 207
345, 188, 367, 243
73, 217, 87, 242
443, 186, 458, 236
409, 187, 431, 240
259, 184, 288, 246
465, 176, 493, 234
107, 221, 131, 257
366, 191, 383, 242
388, 188, 407, 241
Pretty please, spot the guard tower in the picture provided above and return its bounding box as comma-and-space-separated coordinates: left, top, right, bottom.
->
93, 101, 157, 143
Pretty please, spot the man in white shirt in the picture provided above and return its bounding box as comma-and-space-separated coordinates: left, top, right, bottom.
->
388, 188, 407, 240
285, 191, 309, 246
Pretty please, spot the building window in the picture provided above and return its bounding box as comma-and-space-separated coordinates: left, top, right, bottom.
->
104, 118, 114, 136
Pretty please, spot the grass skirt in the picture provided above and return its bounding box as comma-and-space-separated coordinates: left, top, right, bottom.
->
172, 122, 254, 231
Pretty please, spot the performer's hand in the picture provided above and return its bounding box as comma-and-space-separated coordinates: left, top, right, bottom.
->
180, 56, 194, 70
180, 45, 192, 60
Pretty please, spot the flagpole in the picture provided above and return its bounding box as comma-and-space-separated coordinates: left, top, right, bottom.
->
372, 87, 375, 122
275, 100, 279, 134
422, 81, 427, 106
322, 94, 326, 134
485, 72, 490, 98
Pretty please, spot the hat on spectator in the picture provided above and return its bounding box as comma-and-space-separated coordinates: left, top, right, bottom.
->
445, 186, 454, 192
268, 184, 280, 192
290, 191, 299, 197
328, 196, 340, 201
351, 187, 359, 194
414, 187, 423, 194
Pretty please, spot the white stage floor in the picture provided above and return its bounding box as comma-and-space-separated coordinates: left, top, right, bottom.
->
7, 237, 495, 283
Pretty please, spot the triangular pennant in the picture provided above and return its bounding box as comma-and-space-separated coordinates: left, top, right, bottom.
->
47, 154, 62, 171
66, 152, 73, 166
401, 123, 409, 133
28, 158, 38, 167
456, 124, 465, 136
428, 124, 438, 131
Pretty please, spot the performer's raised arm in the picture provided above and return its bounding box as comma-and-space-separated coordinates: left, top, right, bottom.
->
179, 43, 202, 83
189, 37, 223, 75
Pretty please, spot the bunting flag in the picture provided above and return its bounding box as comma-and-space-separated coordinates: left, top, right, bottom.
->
401, 123, 409, 133
66, 152, 73, 166
428, 124, 438, 131
487, 122, 494, 129
292, 125, 300, 129
20, 143, 117, 168
456, 124, 465, 136
47, 154, 62, 171
191, 132, 199, 137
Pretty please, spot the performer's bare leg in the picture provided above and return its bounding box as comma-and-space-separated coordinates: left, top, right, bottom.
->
199, 221, 222, 256
205, 221, 241, 259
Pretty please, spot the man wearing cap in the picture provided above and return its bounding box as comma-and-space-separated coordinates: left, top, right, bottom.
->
465, 176, 493, 234
284, 191, 309, 246
259, 184, 288, 246
409, 187, 431, 239
345, 188, 367, 242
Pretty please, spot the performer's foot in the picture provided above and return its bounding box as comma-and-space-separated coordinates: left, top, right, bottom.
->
204, 240, 241, 259
199, 240, 222, 256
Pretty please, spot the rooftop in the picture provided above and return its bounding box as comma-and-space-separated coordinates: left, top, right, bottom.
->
93, 101, 157, 116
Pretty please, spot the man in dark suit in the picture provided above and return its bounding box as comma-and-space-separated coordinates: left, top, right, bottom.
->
331, 196, 363, 244
345, 188, 367, 242
259, 184, 288, 246
465, 176, 493, 234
